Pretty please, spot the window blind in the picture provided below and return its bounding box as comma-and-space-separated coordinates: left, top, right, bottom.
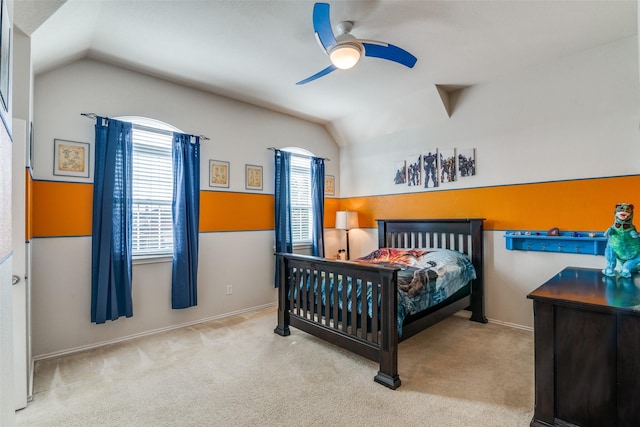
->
290, 154, 312, 244
131, 126, 173, 256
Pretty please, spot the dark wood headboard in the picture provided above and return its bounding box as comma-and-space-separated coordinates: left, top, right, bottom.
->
376, 218, 485, 293
376, 218, 484, 265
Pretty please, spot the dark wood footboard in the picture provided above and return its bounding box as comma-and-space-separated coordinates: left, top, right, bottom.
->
274, 254, 403, 389
274, 218, 485, 389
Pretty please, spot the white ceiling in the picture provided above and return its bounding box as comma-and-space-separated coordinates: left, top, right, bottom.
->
14, 0, 638, 145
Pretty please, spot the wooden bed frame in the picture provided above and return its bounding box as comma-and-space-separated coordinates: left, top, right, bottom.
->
274, 218, 486, 389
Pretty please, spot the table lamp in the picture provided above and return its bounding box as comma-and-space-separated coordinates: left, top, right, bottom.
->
335, 210, 359, 260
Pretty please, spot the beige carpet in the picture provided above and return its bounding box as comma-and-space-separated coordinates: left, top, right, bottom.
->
17, 307, 534, 426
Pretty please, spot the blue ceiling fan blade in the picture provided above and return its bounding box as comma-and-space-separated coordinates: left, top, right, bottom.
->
296, 64, 338, 85
362, 41, 418, 68
313, 2, 337, 50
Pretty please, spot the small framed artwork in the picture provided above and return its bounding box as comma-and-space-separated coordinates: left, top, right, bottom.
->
209, 159, 230, 188
325, 175, 335, 196
0, 0, 10, 113
245, 164, 263, 191
458, 148, 476, 177
53, 139, 90, 178
406, 154, 421, 187
393, 160, 406, 185
438, 148, 457, 184
423, 149, 439, 188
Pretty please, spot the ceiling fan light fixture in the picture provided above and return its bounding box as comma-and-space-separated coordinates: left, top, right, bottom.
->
329, 42, 362, 70
297, 5, 417, 85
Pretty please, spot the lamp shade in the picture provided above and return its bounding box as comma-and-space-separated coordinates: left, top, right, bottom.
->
335, 211, 359, 230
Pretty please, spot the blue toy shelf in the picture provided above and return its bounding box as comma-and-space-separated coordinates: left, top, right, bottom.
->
504, 231, 607, 255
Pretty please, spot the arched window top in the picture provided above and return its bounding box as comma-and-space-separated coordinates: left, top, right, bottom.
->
281, 147, 314, 158
116, 116, 183, 133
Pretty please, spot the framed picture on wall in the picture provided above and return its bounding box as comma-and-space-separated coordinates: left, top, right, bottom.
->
458, 148, 476, 177
438, 148, 457, 184
53, 139, 90, 178
423, 149, 439, 188
245, 164, 263, 191
209, 159, 230, 188
406, 154, 421, 187
0, 0, 10, 113
324, 175, 335, 196
393, 160, 406, 185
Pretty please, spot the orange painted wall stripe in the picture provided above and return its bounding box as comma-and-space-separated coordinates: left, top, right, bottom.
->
200, 191, 340, 232
31, 175, 639, 237
200, 191, 274, 232
31, 182, 341, 236
32, 180, 94, 237
324, 197, 340, 228
340, 175, 640, 231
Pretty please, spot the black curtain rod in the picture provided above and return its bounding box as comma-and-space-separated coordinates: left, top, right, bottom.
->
81, 113, 210, 141
267, 147, 330, 161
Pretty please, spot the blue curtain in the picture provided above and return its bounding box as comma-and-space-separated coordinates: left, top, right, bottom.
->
274, 149, 292, 286
91, 117, 133, 324
172, 133, 200, 309
311, 157, 325, 257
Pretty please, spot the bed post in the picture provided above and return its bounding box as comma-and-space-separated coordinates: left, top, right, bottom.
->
273, 254, 291, 336
469, 219, 488, 323
374, 271, 401, 389
376, 219, 387, 248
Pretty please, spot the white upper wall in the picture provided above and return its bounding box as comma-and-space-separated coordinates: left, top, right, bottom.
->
33, 59, 340, 193
340, 36, 640, 197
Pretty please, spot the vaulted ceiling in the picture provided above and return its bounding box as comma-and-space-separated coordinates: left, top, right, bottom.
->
14, 0, 638, 145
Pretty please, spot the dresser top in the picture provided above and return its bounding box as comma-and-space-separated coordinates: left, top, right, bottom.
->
527, 267, 640, 315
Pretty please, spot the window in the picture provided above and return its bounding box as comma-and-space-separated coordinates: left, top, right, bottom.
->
283, 147, 313, 245
118, 116, 180, 258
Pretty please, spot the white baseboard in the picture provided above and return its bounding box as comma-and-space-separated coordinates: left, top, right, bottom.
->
453, 311, 533, 333
34, 302, 276, 362
487, 317, 533, 332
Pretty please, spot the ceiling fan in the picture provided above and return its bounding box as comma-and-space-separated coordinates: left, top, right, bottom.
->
296, 2, 418, 85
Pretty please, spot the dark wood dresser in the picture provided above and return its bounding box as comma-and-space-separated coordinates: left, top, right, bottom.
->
527, 267, 640, 427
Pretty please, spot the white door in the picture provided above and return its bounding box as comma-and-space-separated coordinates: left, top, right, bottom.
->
12, 118, 29, 410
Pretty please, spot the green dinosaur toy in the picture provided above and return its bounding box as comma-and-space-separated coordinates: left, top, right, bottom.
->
602, 203, 640, 277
